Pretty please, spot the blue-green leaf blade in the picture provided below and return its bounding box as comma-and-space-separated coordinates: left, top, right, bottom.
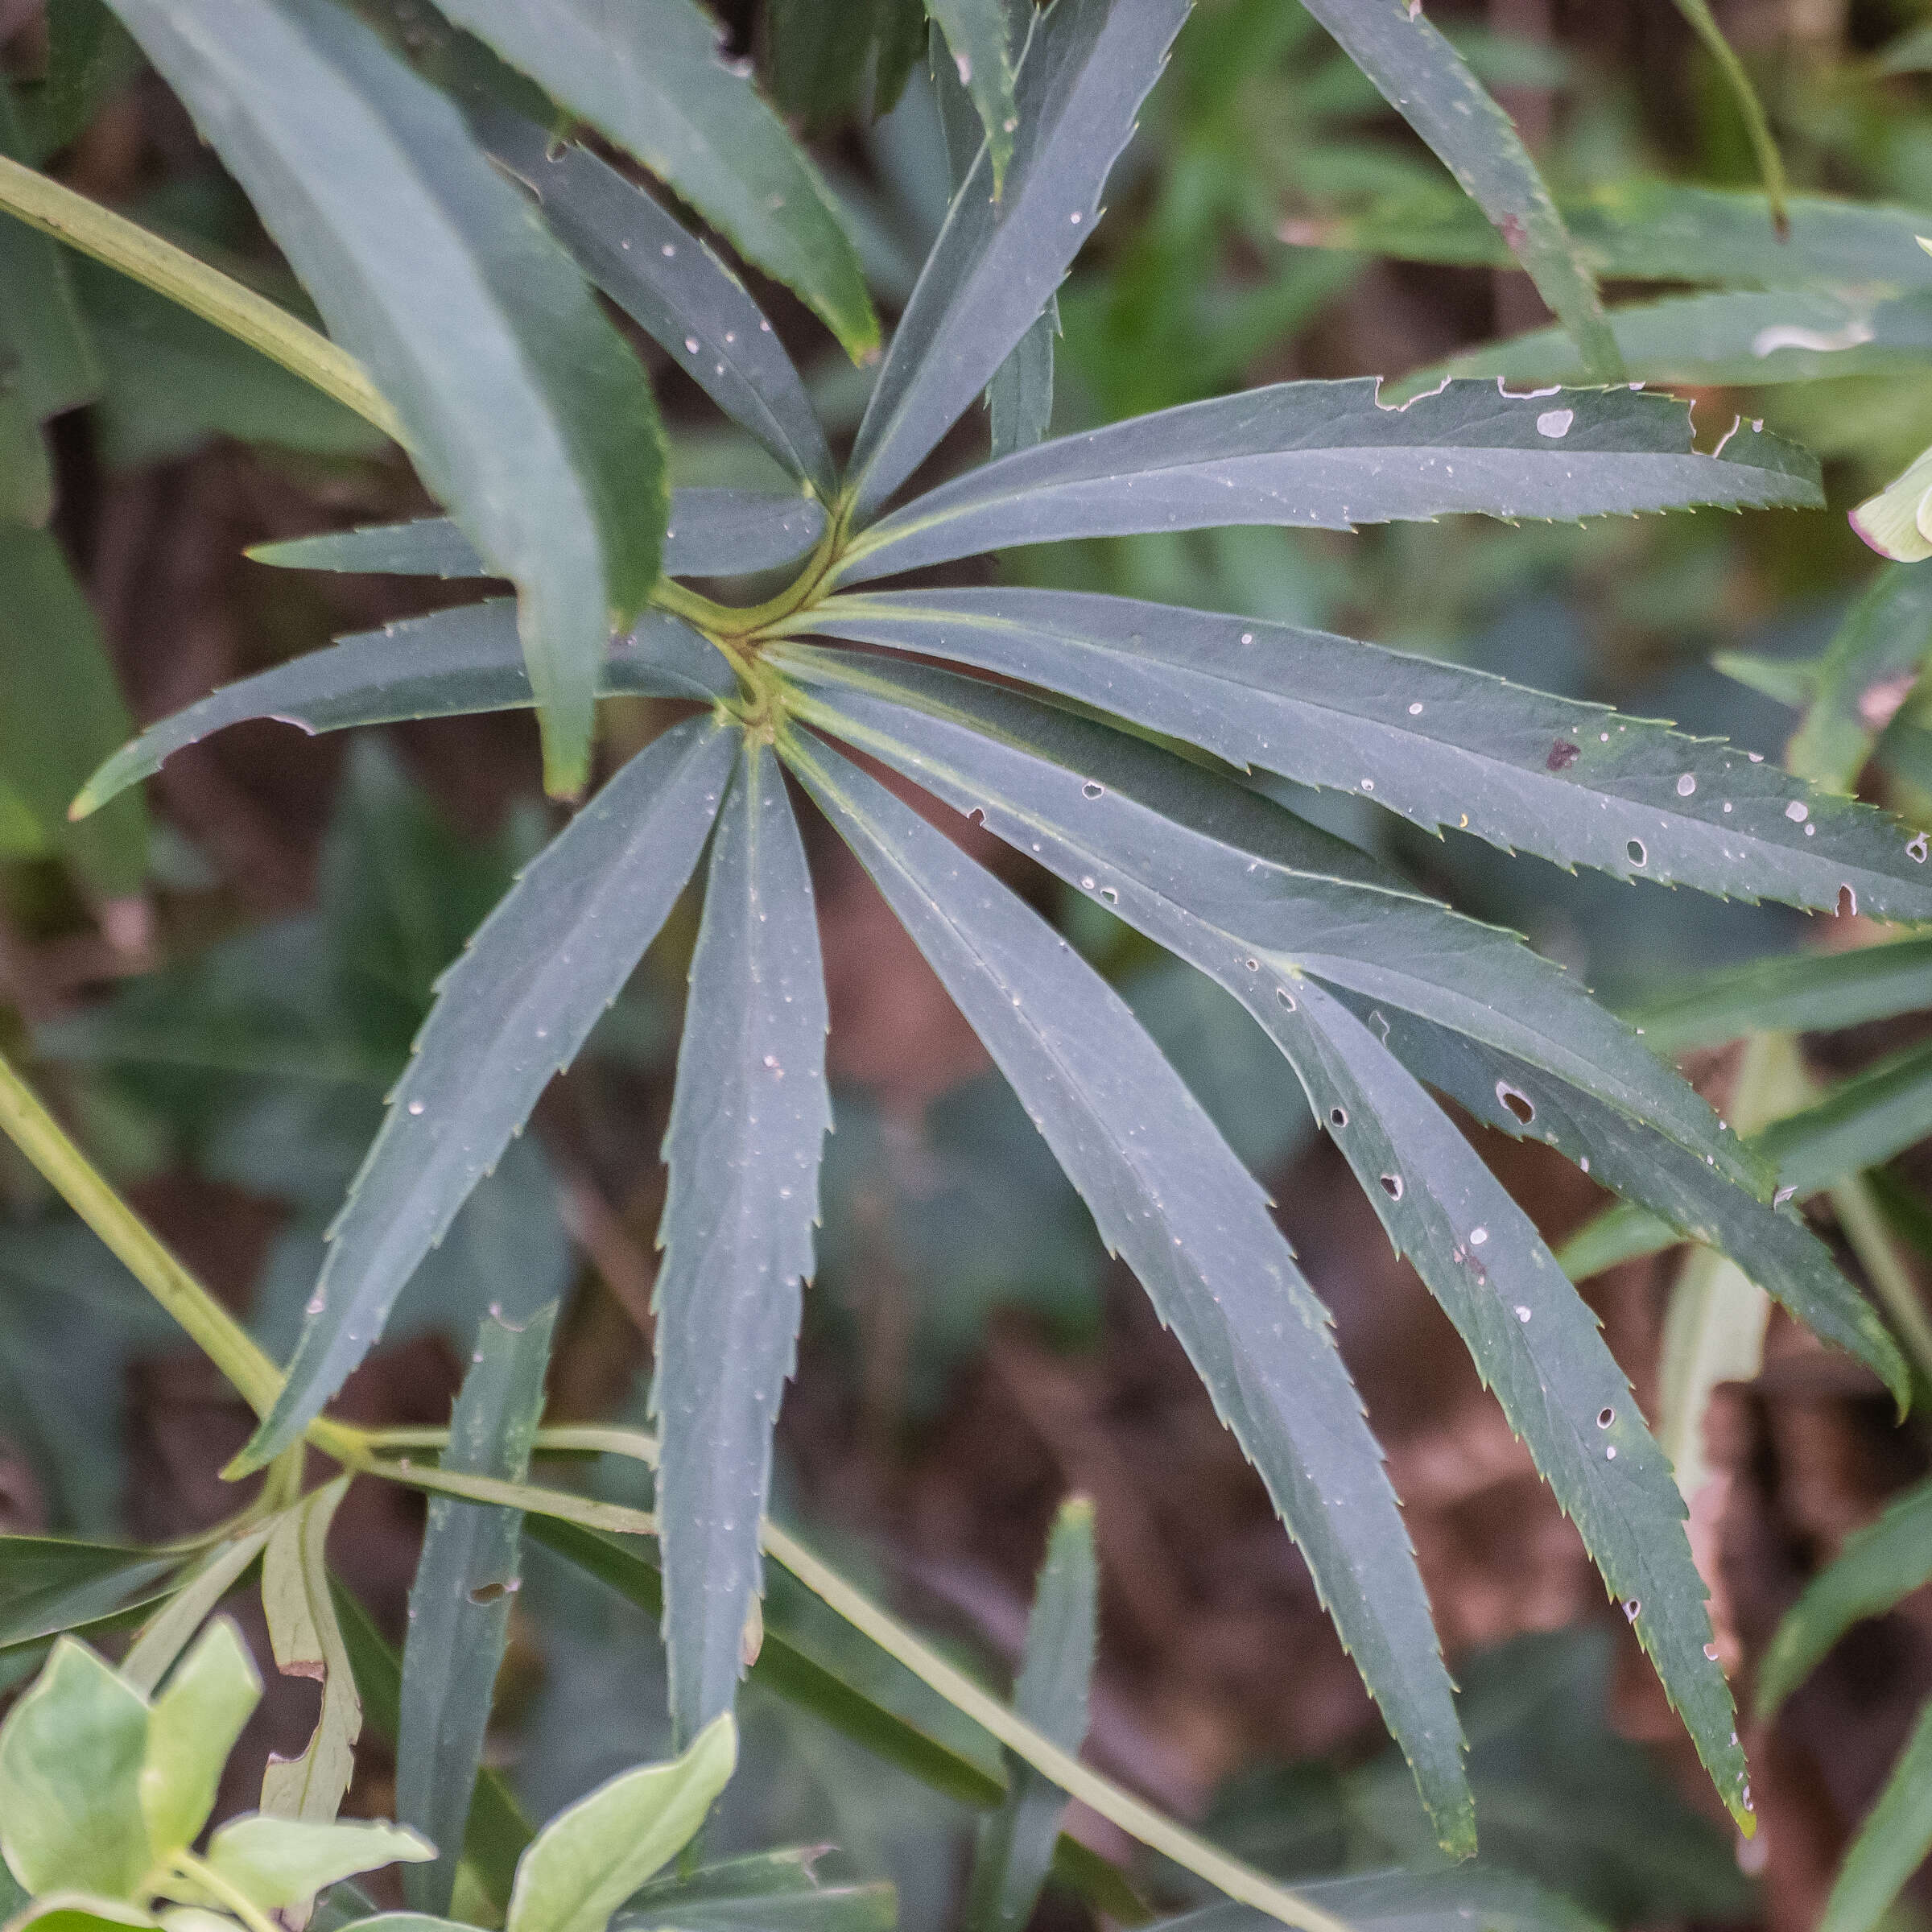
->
103, 0, 667, 795
0, 1538, 181, 1651
1758, 1476, 1932, 1719
1818, 1695, 1932, 1932
848, 0, 1188, 521
795, 588, 1932, 920
780, 729, 1473, 1853
836, 382, 1820, 584
398, 1302, 557, 1915
656, 740, 830, 1744
72, 602, 733, 821
480, 121, 836, 498
926, 0, 1018, 194
621, 1848, 897, 1932
1298, 0, 1620, 382
423, 0, 877, 360
240, 718, 737, 1468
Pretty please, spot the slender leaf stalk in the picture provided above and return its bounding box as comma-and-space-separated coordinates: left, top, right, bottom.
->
0, 155, 405, 443
1666, 0, 1788, 231
1829, 1172, 1932, 1388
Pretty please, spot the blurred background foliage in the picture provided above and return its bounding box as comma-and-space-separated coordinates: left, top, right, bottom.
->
8, 0, 1932, 1927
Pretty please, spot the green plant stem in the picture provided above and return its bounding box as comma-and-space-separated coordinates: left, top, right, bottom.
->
759, 1520, 1349, 1932
167, 1849, 284, 1932
0, 1049, 286, 1418
1665, 0, 1788, 232
0, 154, 405, 442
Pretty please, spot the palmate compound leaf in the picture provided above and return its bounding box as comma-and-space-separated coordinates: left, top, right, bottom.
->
1295, 0, 1621, 383
423, 0, 877, 362
248, 492, 828, 584
655, 738, 830, 1746
101, 0, 667, 797
72, 601, 733, 822
790, 588, 1932, 922
398, 1303, 556, 1915
771, 655, 1791, 1827
478, 121, 836, 499
778, 726, 1476, 1855
846, 0, 1190, 522
237, 718, 737, 1470
832, 380, 1823, 585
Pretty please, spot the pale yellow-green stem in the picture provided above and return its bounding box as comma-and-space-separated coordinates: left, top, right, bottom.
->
0, 154, 405, 443
166, 1849, 284, 1932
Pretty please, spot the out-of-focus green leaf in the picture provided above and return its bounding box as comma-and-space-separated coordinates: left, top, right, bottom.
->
0, 1898, 155, 1932
1759, 1476, 1932, 1718
783, 729, 1473, 1853
0, 1539, 180, 1652
0, 526, 146, 894
102, 0, 667, 795
797, 588, 1932, 922
239, 720, 736, 1468
204, 1815, 434, 1910
122, 1528, 273, 1696
1632, 936, 1932, 1055
1147, 1870, 1600, 1932
260, 1476, 358, 1824
964, 1496, 1096, 1932
1785, 569, 1932, 791
506, 1713, 737, 1932
0, 1640, 151, 1897
1298, 0, 1618, 381
1662, 0, 1785, 227
141, 1617, 262, 1860
1818, 1695, 1932, 1932
618, 1848, 898, 1932
481, 125, 837, 498
399, 1305, 556, 1915
927, 0, 1018, 193
848, 0, 1189, 520
427, 0, 875, 361
656, 741, 828, 1744
73, 603, 732, 821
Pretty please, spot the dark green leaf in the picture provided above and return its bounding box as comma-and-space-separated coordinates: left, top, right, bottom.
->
427, 0, 876, 361
795, 588, 1932, 920
621, 1848, 896, 1932
1758, 1476, 1932, 1718
1763, 1038, 1932, 1196
1297, 0, 1620, 382
766, 0, 894, 126
781, 729, 1473, 1853
964, 1496, 1097, 1932
1633, 936, 1932, 1055
72, 602, 733, 821
104, 0, 667, 795
14, 0, 144, 159
0, 1538, 181, 1651
657, 740, 829, 1744
399, 1303, 557, 1915
479, 122, 836, 498
1818, 1695, 1932, 1932
248, 491, 826, 584
240, 717, 737, 1469
927, 0, 1018, 193
1152, 1867, 1603, 1932
848, 0, 1188, 520
835, 382, 1821, 584
0, 528, 145, 894
329, 1575, 530, 1903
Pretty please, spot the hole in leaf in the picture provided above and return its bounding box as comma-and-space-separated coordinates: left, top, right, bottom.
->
1082, 781, 1104, 799
1276, 988, 1296, 1010
1496, 1082, 1534, 1125
1329, 1106, 1348, 1129
1622, 1597, 1640, 1620
1839, 885, 1858, 918
1596, 1406, 1614, 1428
469, 1581, 518, 1605
1379, 1174, 1403, 1200
1626, 839, 1646, 866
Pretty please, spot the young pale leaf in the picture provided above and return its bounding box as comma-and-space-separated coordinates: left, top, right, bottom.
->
204, 1815, 434, 1910
1348, 1001, 1907, 1402
141, 1618, 262, 1861
621, 1847, 898, 1932
795, 588, 1932, 920
1851, 441, 1932, 564
835, 382, 1821, 583
1266, 981, 1752, 1832
781, 729, 1473, 1852
964, 1496, 1097, 1932
240, 720, 737, 1469
399, 1303, 556, 1915
0, 1538, 180, 1651
72, 603, 732, 822
1758, 1476, 1932, 1718
656, 741, 829, 1744
0, 1641, 151, 1897
480, 120, 836, 497
249, 492, 827, 584
1817, 1697, 1932, 1932
102, 0, 667, 795
122, 1528, 275, 1697
1786, 568, 1932, 791
927, 0, 1018, 193
1633, 936, 1932, 1055
848, 0, 1188, 520
328, 1579, 530, 1907
261, 1476, 359, 1825
1297, 0, 1620, 382
423, 0, 874, 361
506, 1713, 737, 1932
0, 1901, 156, 1932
